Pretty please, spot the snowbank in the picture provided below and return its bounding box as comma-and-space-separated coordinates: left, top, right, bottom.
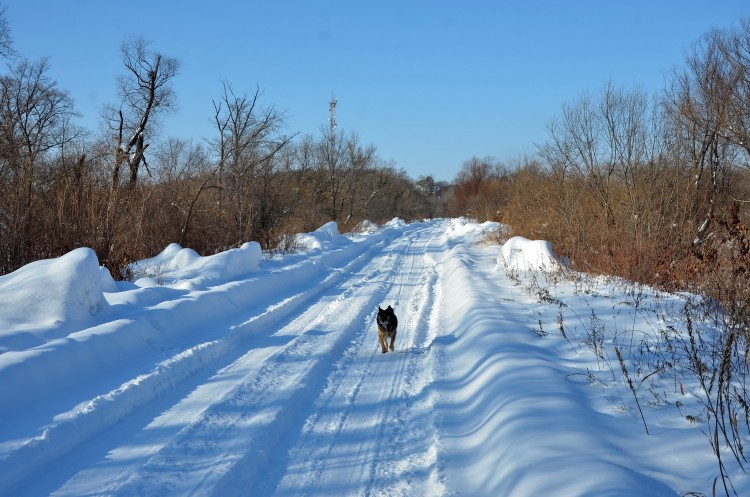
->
438, 240, 678, 496
351, 219, 380, 234
135, 243, 201, 275
133, 242, 262, 289
383, 217, 406, 228
0, 247, 108, 333
296, 221, 348, 251
445, 217, 500, 237
496, 235, 559, 271
168, 241, 262, 286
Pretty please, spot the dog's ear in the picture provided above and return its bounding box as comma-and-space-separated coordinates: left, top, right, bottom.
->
378, 306, 382, 311
387, 305, 392, 310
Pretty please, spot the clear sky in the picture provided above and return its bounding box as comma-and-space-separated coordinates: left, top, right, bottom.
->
5, 1, 750, 181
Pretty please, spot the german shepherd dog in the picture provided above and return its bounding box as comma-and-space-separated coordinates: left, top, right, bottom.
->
376, 305, 398, 353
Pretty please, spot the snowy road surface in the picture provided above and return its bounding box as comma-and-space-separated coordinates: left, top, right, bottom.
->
0, 219, 739, 496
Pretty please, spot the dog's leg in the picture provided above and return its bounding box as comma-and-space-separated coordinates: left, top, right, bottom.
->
389, 331, 396, 351
378, 329, 388, 353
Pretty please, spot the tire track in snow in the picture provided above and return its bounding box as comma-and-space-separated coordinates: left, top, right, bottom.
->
206, 246, 410, 497
270, 225, 448, 497
43, 224, 437, 497
361, 238, 446, 497
249, 234, 427, 497
6, 232, 404, 497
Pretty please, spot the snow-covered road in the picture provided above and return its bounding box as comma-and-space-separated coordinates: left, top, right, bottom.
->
45, 222, 440, 497
2, 220, 450, 496
0, 219, 741, 496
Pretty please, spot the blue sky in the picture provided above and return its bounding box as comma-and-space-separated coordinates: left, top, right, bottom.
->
5, 1, 750, 181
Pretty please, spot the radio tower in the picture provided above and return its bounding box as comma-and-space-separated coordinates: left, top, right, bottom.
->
328, 93, 337, 155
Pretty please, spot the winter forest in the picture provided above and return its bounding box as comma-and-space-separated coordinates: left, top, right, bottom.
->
1, 7, 749, 294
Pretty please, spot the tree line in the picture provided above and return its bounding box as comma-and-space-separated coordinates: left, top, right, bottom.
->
5, 6, 750, 302
0, 10, 452, 278
453, 18, 750, 295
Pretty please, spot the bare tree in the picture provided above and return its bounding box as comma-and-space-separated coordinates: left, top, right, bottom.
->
0, 5, 15, 60
341, 132, 377, 226
107, 38, 179, 191
150, 138, 213, 247
281, 134, 329, 231
665, 18, 750, 260
451, 156, 499, 218
529, 82, 686, 277
210, 81, 293, 246
99, 38, 179, 273
318, 126, 346, 222
715, 18, 750, 159
0, 57, 76, 271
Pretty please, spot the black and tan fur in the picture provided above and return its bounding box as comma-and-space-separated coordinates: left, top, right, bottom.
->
376, 305, 398, 353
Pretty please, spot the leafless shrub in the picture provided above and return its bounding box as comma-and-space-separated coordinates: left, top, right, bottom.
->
615, 346, 650, 435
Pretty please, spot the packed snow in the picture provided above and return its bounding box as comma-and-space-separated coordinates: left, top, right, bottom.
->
0, 218, 747, 496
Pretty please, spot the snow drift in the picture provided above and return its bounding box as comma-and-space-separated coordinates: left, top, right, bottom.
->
0, 247, 108, 337
295, 221, 348, 251
496, 235, 560, 271
132, 241, 262, 289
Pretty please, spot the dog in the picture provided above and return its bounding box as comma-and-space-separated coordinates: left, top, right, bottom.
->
376, 305, 398, 353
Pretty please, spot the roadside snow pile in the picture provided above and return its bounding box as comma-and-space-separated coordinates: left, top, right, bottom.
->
445, 218, 499, 238
496, 235, 560, 271
132, 243, 201, 278
132, 242, 262, 289
296, 221, 348, 251
383, 217, 406, 228
0, 247, 108, 333
167, 242, 261, 287
351, 219, 380, 234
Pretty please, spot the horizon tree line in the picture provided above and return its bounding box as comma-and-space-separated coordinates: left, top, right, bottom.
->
0, 9, 450, 278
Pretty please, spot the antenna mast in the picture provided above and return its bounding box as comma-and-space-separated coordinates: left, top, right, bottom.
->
328, 92, 337, 153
